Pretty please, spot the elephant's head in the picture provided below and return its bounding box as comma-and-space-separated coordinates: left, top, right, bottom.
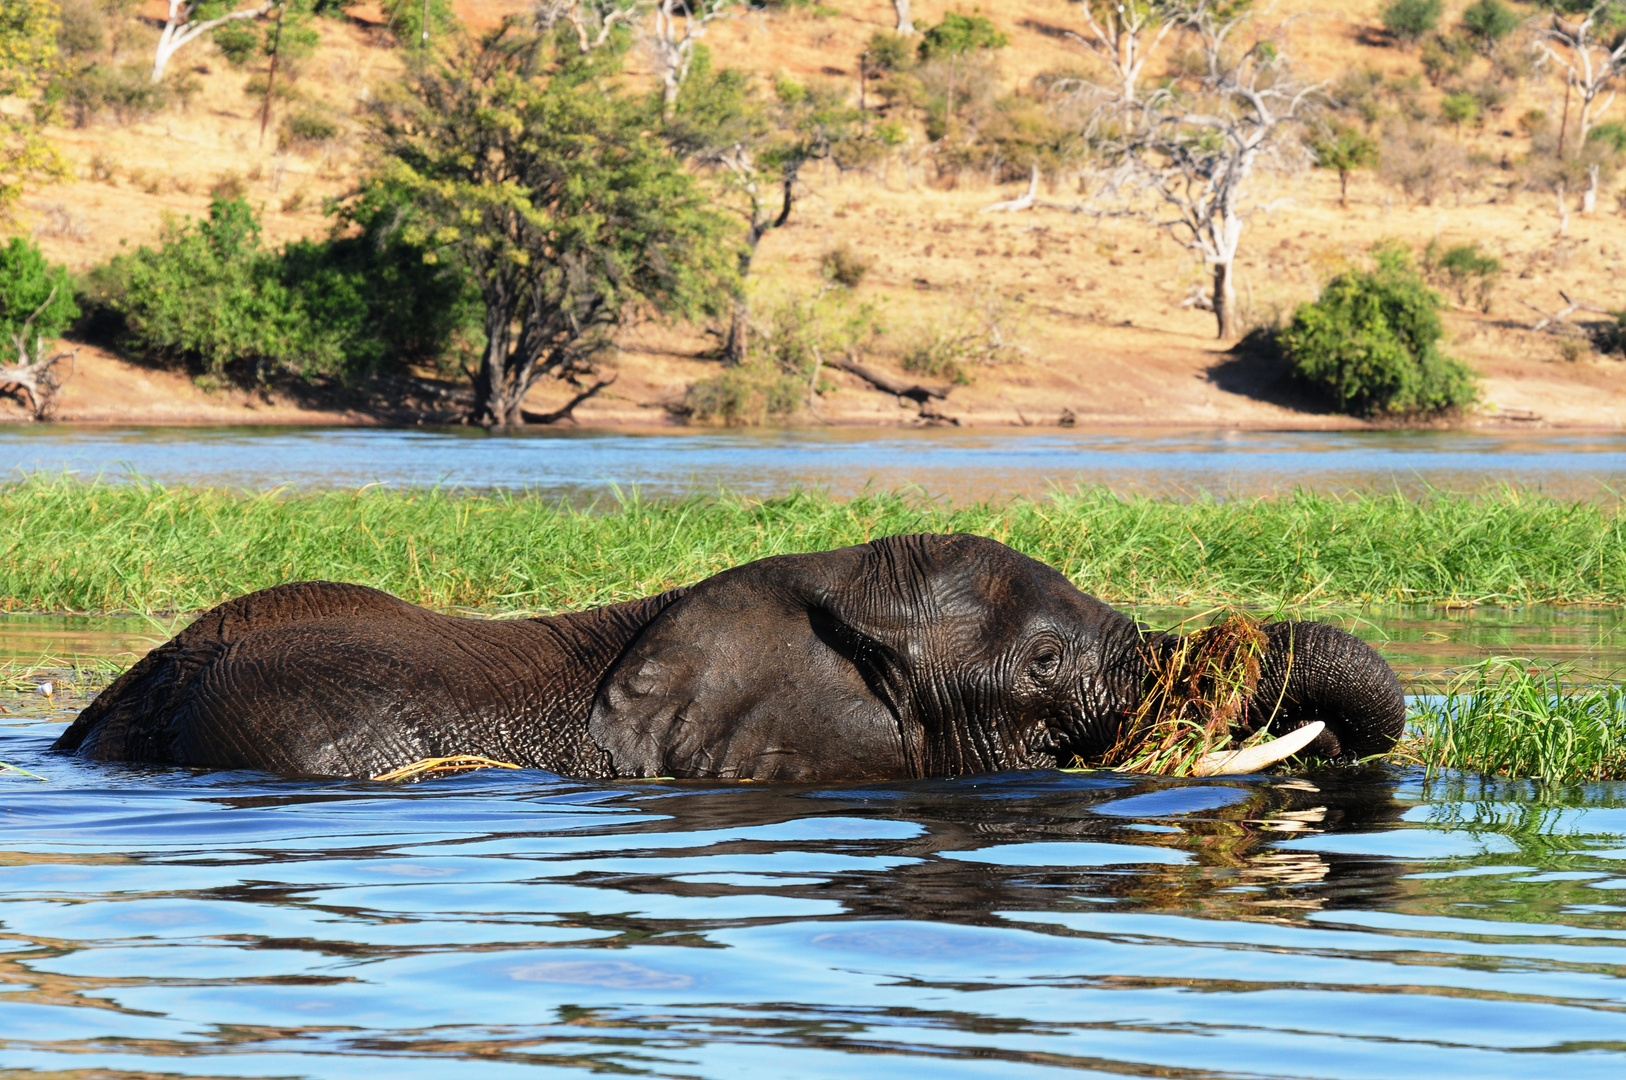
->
588, 533, 1404, 781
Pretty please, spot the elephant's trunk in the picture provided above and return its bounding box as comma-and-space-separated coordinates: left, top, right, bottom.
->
1249, 621, 1405, 759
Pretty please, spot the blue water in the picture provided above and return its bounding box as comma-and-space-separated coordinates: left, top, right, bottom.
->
2, 703, 1624, 1078
4, 425, 1626, 501
6, 424, 1626, 1076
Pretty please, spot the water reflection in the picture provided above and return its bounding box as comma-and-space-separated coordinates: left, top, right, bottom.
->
2, 703, 1623, 1078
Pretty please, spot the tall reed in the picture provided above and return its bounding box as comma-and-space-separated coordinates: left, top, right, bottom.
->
4, 476, 1625, 614
1403, 659, 1626, 783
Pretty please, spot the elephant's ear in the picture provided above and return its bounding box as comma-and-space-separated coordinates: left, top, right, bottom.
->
587, 545, 917, 780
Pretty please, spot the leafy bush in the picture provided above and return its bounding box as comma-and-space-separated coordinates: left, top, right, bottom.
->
1382, 0, 1443, 45
59, 64, 169, 127
0, 238, 78, 346
84, 196, 480, 382
1461, 0, 1520, 51
279, 106, 340, 151
1278, 243, 1478, 416
820, 245, 872, 288
1440, 91, 1479, 130
918, 12, 1008, 60
1423, 239, 1501, 310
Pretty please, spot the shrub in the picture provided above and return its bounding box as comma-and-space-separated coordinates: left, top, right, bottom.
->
0, 238, 78, 346
84, 196, 480, 382
684, 363, 807, 424
59, 64, 169, 127
918, 12, 1008, 60
820, 245, 872, 288
1382, 0, 1443, 46
1278, 243, 1478, 416
1461, 0, 1520, 52
279, 106, 340, 151
1440, 91, 1479, 131
1420, 33, 1473, 85
1423, 239, 1501, 310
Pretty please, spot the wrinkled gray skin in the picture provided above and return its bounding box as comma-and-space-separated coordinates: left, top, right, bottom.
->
54, 534, 1404, 780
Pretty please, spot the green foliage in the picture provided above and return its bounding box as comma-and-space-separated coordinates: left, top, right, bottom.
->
1406, 659, 1626, 782
1440, 91, 1479, 129
1460, 0, 1520, 51
1587, 120, 1626, 154
1382, 0, 1444, 45
865, 30, 915, 73
278, 104, 339, 149
87, 195, 479, 381
1423, 239, 1502, 310
370, 24, 739, 423
1, 0, 70, 216
918, 12, 1008, 60
1279, 242, 1478, 416
0, 237, 77, 346
214, 0, 321, 70
686, 286, 878, 424
382, 0, 457, 49
1311, 124, 1379, 195
10, 480, 1626, 615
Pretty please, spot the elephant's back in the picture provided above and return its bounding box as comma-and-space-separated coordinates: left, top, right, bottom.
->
52, 581, 434, 767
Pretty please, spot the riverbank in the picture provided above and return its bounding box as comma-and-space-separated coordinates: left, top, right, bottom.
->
4, 478, 1624, 614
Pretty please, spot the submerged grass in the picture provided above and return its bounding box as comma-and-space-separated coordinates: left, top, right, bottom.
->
1402, 659, 1626, 783
5, 476, 1626, 615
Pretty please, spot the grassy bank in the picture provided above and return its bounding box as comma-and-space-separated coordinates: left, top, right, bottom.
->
4, 477, 1626, 615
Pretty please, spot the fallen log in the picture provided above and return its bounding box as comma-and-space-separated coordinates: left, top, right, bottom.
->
827, 355, 951, 404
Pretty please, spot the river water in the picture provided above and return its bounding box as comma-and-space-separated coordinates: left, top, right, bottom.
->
5, 425, 1626, 502
4, 425, 1625, 1077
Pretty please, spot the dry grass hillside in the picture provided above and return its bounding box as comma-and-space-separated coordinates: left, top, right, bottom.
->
9, 0, 1626, 428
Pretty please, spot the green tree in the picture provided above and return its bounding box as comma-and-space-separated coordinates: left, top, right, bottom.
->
1312, 124, 1379, 207
0, 236, 78, 416
1461, 0, 1520, 52
0, 237, 77, 350
368, 21, 739, 428
1440, 91, 1479, 134
1280, 242, 1477, 416
1, 0, 69, 218
1382, 0, 1444, 46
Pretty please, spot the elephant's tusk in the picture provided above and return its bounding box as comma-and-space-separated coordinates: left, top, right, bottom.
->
1191, 721, 1324, 777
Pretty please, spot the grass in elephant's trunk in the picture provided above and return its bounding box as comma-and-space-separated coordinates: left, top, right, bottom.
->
1080, 611, 1281, 776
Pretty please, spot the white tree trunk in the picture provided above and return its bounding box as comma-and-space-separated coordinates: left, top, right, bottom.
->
1584, 163, 1599, 214
893, 0, 913, 34
1557, 178, 1571, 235
151, 1, 272, 84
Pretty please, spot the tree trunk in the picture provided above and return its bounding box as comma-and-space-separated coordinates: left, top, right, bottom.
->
1556, 179, 1570, 236
724, 300, 749, 364
1339, 169, 1349, 208
473, 310, 520, 429
893, 0, 914, 34
1212, 261, 1238, 339
1584, 163, 1599, 214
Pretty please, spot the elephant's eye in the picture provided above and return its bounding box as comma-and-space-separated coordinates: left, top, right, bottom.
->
1027, 648, 1061, 680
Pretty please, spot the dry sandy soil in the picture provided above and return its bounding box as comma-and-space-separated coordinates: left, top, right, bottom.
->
5, 0, 1626, 430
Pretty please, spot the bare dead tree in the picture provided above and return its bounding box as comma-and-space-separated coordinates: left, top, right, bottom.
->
1065, 0, 1179, 105
1107, 5, 1320, 338
893, 0, 915, 35
651, 0, 738, 115
535, 0, 651, 53
1535, 1, 1626, 212
0, 286, 76, 420
151, 0, 274, 83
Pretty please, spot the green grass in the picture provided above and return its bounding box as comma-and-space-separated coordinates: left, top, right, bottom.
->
1403, 659, 1626, 783
4, 476, 1626, 615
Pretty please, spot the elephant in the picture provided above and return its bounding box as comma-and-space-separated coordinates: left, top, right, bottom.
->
53, 533, 1405, 781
